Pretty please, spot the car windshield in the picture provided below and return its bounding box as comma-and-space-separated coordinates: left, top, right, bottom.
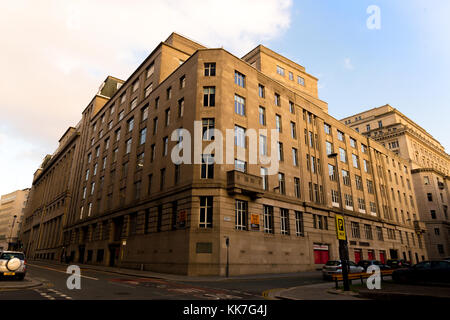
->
0, 253, 25, 260
325, 261, 341, 266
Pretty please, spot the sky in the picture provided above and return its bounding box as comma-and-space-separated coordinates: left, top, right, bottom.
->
0, 0, 449, 196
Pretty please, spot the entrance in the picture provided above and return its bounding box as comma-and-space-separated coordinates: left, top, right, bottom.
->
313, 244, 329, 264
379, 251, 386, 264
109, 244, 120, 267
78, 245, 85, 264
389, 249, 398, 259
367, 250, 375, 260
354, 249, 362, 263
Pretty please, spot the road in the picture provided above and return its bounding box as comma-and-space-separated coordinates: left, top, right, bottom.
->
0, 262, 324, 300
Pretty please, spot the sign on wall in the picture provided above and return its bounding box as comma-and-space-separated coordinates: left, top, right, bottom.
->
250, 214, 260, 230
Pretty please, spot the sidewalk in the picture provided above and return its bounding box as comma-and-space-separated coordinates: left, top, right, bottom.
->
0, 277, 42, 290
271, 282, 364, 300
358, 282, 450, 300
28, 260, 322, 282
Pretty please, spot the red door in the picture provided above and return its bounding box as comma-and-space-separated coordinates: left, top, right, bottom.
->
354, 250, 361, 263
379, 251, 386, 264
368, 250, 375, 260
314, 249, 329, 264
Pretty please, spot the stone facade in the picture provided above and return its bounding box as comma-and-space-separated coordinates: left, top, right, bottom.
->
341, 105, 450, 259
20, 33, 428, 275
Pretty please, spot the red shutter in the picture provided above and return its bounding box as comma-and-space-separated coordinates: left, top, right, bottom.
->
379, 252, 385, 264
354, 250, 361, 263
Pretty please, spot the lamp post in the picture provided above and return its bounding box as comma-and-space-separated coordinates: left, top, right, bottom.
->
8, 215, 18, 250
328, 152, 350, 291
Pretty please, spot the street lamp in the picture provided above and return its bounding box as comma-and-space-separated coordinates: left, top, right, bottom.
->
328, 152, 350, 291
225, 236, 230, 277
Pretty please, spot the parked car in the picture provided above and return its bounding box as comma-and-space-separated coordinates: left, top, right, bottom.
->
392, 260, 450, 284
386, 259, 411, 269
0, 251, 27, 280
443, 257, 450, 262
322, 260, 364, 280
357, 260, 391, 271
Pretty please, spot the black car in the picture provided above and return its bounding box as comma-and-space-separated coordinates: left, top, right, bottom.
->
392, 260, 450, 284
357, 260, 391, 271
386, 259, 411, 269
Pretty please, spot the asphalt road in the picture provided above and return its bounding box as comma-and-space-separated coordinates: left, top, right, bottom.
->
0, 263, 324, 300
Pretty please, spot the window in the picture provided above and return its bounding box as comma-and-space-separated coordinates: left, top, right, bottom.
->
295, 211, 304, 236
258, 84, 265, 98
102, 156, 107, 170
235, 200, 248, 230
234, 71, 245, 87
337, 130, 344, 141
276, 65, 285, 76
204, 63, 216, 76
364, 225, 373, 240
366, 124, 371, 131
235, 159, 246, 172
132, 80, 139, 92
88, 203, 92, 217
82, 187, 86, 199
278, 173, 286, 195
361, 144, 367, 153
367, 180, 374, 194
376, 227, 383, 240
130, 98, 137, 110
199, 196, 213, 228
345, 194, 354, 209
179, 75, 186, 89
178, 98, 184, 118
201, 154, 214, 179
324, 123, 331, 135
339, 148, 347, 163
326, 141, 333, 155
146, 63, 154, 78
297, 76, 305, 86
139, 128, 147, 145
294, 177, 301, 198
351, 222, 360, 238
280, 209, 290, 235
120, 93, 126, 105
112, 148, 118, 162
118, 110, 124, 121
328, 164, 336, 181
290, 122, 296, 139
234, 125, 246, 148
274, 93, 281, 106
125, 138, 132, 154
234, 94, 245, 116
427, 193, 433, 201
202, 118, 215, 141
278, 142, 284, 161
352, 154, 359, 168
162, 137, 168, 156
165, 108, 170, 126
363, 159, 370, 173
263, 205, 274, 234
260, 135, 268, 156
431, 210, 436, 219
289, 101, 295, 114
160, 168, 166, 190
144, 83, 153, 98
331, 190, 340, 207
342, 170, 350, 186
136, 152, 144, 169
85, 169, 90, 181
259, 106, 266, 125
358, 198, 366, 213
424, 176, 429, 185
203, 87, 215, 106
153, 117, 158, 135
127, 117, 134, 132
288, 71, 293, 81
150, 144, 155, 162
292, 148, 298, 166
275, 114, 282, 132
350, 138, 356, 148
355, 175, 363, 190
87, 153, 92, 163
166, 87, 172, 100
141, 105, 148, 121
261, 167, 269, 191
108, 121, 113, 130
155, 96, 159, 109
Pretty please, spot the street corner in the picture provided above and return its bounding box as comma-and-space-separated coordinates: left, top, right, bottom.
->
0, 276, 43, 291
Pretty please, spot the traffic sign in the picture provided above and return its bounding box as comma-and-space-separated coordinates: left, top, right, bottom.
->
335, 214, 346, 240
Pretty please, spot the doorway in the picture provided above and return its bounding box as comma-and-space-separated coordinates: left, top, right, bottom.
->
109, 244, 120, 267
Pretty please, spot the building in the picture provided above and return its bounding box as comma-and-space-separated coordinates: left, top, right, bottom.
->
0, 188, 30, 251
341, 105, 450, 259
20, 33, 427, 276
20, 77, 124, 261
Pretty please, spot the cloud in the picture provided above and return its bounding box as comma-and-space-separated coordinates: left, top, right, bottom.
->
0, 0, 293, 194
344, 58, 354, 70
